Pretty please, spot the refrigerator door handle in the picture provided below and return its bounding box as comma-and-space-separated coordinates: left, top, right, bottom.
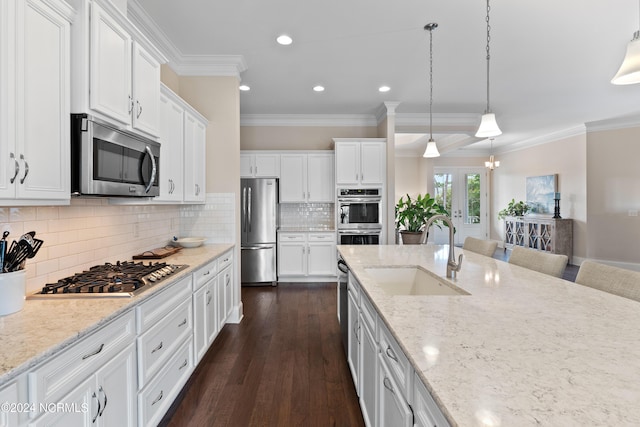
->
248, 186, 252, 232
242, 187, 247, 232
242, 246, 273, 250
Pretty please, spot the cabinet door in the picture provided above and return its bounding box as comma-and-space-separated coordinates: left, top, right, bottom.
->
208, 278, 219, 345
131, 42, 160, 137
90, 3, 131, 125
157, 93, 184, 202
307, 241, 336, 276
360, 142, 385, 186
360, 319, 378, 427
95, 343, 137, 427
254, 154, 280, 177
183, 113, 206, 203
335, 142, 360, 185
15, 0, 70, 200
279, 154, 306, 202
0, 0, 11, 199
277, 242, 306, 276
378, 355, 413, 427
192, 285, 208, 363
307, 154, 334, 202
222, 265, 233, 322
30, 375, 95, 427
347, 291, 360, 394
0, 381, 19, 427
240, 154, 254, 177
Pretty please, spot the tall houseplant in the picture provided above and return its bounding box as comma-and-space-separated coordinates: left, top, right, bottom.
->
395, 193, 449, 244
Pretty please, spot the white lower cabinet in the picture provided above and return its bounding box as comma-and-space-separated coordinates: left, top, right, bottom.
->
1, 375, 27, 427
278, 232, 336, 280
345, 273, 451, 427
28, 311, 137, 427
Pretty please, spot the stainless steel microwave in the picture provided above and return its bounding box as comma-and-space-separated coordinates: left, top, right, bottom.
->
71, 114, 159, 197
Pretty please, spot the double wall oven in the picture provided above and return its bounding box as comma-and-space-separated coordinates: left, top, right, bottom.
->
337, 188, 382, 245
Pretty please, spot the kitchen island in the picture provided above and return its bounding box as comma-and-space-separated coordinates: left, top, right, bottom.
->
338, 244, 640, 426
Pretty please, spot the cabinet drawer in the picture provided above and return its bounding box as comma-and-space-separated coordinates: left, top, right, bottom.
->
308, 232, 335, 242
29, 310, 136, 404
279, 233, 305, 242
217, 250, 233, 272
138, 297, 192, 388
378, 321, 412, 398
413, 372, 450, 427
347, 272, 360, 304
138, 337, 194, 427
360, 292, 377, 337
193, 259, 218, 291
137, 275, 192, 332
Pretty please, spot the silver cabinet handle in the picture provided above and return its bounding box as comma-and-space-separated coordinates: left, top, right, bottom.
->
207, 290, 212, 305
383, 377, 395, 394
19, 154, 28, 184
386, 345, 399, 363
178, 318, 187, 327
128, 95, 133, 114
9, 153, 19, 184
225, 274, 230, 286
98, 386, 107, 417
136, 100, 143, 118
179, 359, 188, 370
92, 391, 101, 423
82, 343, 104, 360
203, 270, 210, 276
151, 341, 163, 354
151, 390, 163, 406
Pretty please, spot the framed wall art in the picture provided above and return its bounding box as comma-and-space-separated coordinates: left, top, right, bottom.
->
526, 174, 558, 215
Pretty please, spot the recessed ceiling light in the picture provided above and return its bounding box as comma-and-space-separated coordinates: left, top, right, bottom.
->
379, 86, 391, 93
239, 85, 250, 91
313, 85, 325, 92
276, 34, 293, 45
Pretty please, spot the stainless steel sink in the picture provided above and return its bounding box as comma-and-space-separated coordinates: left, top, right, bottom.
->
364, 266, 469, 296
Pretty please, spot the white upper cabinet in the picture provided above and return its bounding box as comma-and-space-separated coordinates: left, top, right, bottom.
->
334, 139, 386, 187
157, 89, 184, 202
183, 111, 207, 203
71, 0, 165, 138
280, 153, 334, 203
0, 0, 73, 205
240, 153, 280, 178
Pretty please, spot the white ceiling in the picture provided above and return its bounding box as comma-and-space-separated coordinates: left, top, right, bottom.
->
131, 0, 640, 155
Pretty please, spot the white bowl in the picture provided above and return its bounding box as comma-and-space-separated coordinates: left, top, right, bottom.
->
175, 237, 206, 248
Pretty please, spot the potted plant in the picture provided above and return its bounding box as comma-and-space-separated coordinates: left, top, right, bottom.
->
497, 199, 530, 220
395, 193, 449, 244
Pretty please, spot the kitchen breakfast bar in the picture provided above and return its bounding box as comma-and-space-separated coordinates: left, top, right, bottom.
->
338, 244, 640, 426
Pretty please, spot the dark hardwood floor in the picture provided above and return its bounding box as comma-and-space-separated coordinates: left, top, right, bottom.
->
160, 283, 364, 427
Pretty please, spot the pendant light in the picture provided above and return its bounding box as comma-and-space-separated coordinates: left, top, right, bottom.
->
612, 0, 640, 84
475, 0, 502, 138
423, 23, 440, 158
484, 138, 500, 170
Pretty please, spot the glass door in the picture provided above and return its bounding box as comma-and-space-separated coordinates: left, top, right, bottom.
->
432, 168, 488, 245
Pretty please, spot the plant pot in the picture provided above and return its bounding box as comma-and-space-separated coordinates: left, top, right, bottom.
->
399, 231, 424, 245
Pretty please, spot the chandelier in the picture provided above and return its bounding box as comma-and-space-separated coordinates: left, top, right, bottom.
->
484, 138, 500, 170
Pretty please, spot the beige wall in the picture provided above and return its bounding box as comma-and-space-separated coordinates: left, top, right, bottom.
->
160, 64, 180, 94
586, 127, 640, 264
491, 134, 587, 261
240, 125, 377, 150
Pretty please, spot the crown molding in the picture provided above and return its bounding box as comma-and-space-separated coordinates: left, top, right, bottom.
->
395, 112, 479, 127
584, 113, 640, 133
240, 114, 378, 127
496, 125, 586, 155
128, 0, 246, 77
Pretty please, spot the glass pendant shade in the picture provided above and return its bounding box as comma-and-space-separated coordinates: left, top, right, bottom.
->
475, 113, 502, 138
612, 32, 640, 85
423, 139, 440, 158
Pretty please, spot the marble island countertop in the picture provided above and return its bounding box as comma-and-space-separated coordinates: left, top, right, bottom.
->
337, 244, 640, 427
0, 244, 234, 385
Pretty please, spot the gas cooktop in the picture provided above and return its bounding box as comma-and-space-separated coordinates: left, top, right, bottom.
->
29, 261, 188, 299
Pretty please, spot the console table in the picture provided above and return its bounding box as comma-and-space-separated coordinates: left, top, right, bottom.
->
504, 216, 573, 261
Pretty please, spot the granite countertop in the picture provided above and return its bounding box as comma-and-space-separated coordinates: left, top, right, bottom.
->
0, 244, 234, 385
337, 244, 640, 427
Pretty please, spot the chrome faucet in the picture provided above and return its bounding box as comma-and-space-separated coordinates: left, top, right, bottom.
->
421, 214, 463, 278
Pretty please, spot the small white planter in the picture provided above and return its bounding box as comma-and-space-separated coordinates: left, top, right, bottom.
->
0, 269, 26, 316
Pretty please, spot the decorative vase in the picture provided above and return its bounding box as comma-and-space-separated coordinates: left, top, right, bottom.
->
399, 231, 424, 245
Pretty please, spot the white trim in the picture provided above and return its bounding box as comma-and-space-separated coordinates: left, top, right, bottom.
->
495, 125, 586, 155
584, 114, 640, 133
396, 112, 479, 127
240, 114, 377, 127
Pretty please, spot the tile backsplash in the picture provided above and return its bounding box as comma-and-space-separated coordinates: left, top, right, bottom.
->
0, 193, 235, 294
279, 203, 334, 229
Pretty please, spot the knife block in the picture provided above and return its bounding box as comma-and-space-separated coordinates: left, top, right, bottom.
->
0, 269, 26, 316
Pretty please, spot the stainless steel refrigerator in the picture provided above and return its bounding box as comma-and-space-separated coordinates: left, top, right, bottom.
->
241, 178, 278, 285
